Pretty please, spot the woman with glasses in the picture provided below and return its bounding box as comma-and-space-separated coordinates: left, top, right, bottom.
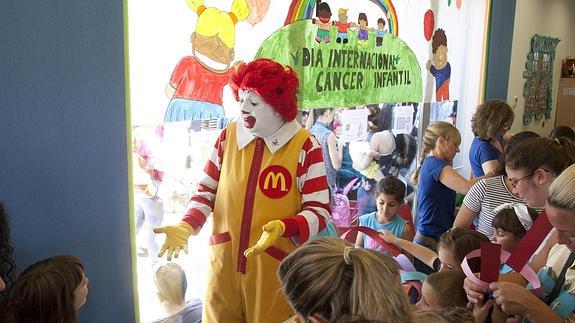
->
465, 164, 575, 322
505, 137, 575, 208
469, 99, 515, 177
454, 131, 540, 238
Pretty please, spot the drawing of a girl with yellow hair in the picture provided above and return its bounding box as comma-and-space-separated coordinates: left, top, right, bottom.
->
164, 0, 250, 122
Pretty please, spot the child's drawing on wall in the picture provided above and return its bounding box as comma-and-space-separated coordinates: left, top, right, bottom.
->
334, 8, 353, 44
356, 13, 373, 46
426, 28, 451, 101
312, 0, 332, 44
164, 0, 251, 122
375, 18, 387, 47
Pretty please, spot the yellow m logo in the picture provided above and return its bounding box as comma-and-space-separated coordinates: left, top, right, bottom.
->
263, 172, 288, 191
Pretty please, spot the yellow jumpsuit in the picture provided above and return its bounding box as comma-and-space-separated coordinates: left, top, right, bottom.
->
203, 122, 310, 323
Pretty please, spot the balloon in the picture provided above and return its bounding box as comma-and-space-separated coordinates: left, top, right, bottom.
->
246, 0, 270, 25
423, 10, 434, 41
456, 0, 462, 9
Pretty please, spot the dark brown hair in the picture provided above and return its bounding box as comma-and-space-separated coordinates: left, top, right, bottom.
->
492, 206, 538, 240
505, 137, 575, 176
425, 271, 468, 308
358, 13, 368, 25
549, 126, 575, 141
471, 99, 514, 140
498, 131, 540, 176
431, 29, 447, 53
376, 176, 406, 201
438, 228, 489, 272
9, 255, 85, 323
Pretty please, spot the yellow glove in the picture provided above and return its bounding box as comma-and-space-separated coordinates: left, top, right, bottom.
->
244, 220, 285, 258
153, 221, 194, 261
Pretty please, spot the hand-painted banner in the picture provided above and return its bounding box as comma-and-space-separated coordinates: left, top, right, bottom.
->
256, 20, 422, 109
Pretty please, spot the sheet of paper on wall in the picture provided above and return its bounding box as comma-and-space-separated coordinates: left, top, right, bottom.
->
339, 108, 369, 143
392, 104, 414, 135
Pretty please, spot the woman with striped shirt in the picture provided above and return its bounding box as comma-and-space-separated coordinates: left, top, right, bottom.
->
454, 131, 540, 237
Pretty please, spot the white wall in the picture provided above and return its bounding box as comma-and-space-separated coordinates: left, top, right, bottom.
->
507, 0, 575, 136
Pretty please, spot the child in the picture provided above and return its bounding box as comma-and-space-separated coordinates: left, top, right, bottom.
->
426, 28, 451, 101
153, 263, 202, 323
278, 237, 412, 323
356, 13, 373, 46
416, 271, 468, 311
2, 255, 88, 323
382, 227, 489, 272
491, 202, 538, 253
355, 176, 413, 253
375, 18, 387, 46
313, 0, 332, 43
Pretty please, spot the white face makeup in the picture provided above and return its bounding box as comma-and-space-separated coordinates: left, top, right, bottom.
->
239, 89, 285, 138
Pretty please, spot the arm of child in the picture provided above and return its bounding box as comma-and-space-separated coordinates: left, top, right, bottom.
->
327, 133, 343, 170
481, 160, 500, 178
355, 232, 364, 248
381, 231, 438, 269
453, 205, 478, 230
401, 225, 415, 261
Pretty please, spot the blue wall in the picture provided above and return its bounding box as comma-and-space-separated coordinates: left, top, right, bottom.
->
0, 0, 135, 322
485, 0, 517, 100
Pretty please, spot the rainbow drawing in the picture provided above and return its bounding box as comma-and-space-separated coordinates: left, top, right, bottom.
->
284, 0, 399, 37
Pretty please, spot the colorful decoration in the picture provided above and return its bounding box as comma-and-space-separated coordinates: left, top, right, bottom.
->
256, 20, 422, 108
246, 0, 271, 25
426, 28, 451, 102
423, 10, 434, 41
522, 34, 560, 125
285, 0, 399, 37
164, 0, 253, 122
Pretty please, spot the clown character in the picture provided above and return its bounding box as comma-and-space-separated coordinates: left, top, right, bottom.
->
312, 0, 332, 43
426, 28, 451, 101
375, 17, 387, 47
163, 0, 250, 123
154, 58, 331, 323
333, 8, 353, 44
356, 13, 373, 46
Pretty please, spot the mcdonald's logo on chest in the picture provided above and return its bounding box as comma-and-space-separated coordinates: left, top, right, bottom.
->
258, 165, 293, 199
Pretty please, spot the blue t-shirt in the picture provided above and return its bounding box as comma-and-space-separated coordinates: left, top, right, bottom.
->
311, 121, 337, 193
359, 212, 407, 252
430, 63, 451, 91
416, 156, 455, 240
469, 137, 502, 177
151, 299, 202, 323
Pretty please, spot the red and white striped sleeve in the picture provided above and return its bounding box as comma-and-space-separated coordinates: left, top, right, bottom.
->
282, 135, 331, 244
181, 128, 227, 231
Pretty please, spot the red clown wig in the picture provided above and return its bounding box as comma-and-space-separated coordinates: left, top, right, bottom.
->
230, 58, 299, 122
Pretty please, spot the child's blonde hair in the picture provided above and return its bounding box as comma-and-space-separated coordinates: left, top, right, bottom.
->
412, 121, 461, 185
155, 263, 187, 305
278, 237, 411, 323
186, 0, 249, 49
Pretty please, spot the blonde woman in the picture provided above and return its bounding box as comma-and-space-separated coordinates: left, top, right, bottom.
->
412, 122, 489, 270
278, 237, 412, 323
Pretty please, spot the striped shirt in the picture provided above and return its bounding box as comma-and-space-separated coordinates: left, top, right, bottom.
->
183, 120, 331, 242
463, 175, 531, 238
